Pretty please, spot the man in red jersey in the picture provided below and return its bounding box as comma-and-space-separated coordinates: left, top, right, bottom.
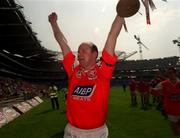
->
129, 79, 137, 106
138, 80, 148, 109
48, 11, 124, 137
151, 67, 180, 135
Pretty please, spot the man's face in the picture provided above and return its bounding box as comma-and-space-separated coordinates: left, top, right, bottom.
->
78, 43, 97, 68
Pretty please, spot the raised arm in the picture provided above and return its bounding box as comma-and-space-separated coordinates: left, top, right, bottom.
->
48, 12, 71, 56
104, 15, 124, 56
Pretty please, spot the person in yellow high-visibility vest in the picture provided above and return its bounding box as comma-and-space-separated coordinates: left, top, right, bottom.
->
49, 85, 59, 109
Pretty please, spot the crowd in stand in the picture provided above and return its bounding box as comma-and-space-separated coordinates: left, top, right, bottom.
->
0, 77, 49, 100
0, 78, 21, 100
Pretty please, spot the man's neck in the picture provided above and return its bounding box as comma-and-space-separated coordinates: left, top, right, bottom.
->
81, 63, 96, 71
169, 77, 179, 84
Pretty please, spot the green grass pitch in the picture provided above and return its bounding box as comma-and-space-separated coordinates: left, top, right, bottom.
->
0, 87, 178, 138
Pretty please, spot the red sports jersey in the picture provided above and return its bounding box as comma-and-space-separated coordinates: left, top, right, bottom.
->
161, 80, 180, 116
144, 82, 150, 93
63, 49, 117, 129
129, 80, 136, 92
138, 81, 147, 93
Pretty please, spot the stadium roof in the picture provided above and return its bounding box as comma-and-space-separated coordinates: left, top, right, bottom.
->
0, 0, 58, 60
0, 0, 66, 80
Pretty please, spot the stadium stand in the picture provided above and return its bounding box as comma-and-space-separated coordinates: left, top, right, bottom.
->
0, 0, 66, 82
112, 56, 180, 85
0, 0, 46, 126
115, 56, 179, 71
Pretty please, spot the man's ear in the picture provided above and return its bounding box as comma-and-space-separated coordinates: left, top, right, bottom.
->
92, 52, 98, 59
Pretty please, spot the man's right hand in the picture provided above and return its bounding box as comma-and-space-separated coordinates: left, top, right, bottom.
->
48, 12, 58, 24
48, 12, 71, 56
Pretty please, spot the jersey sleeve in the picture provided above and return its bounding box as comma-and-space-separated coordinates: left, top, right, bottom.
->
98, 49, 118, 79
62, 52, 76, 78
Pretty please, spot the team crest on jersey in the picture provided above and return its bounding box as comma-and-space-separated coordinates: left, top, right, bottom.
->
72, 85, 96, 98
87, 70, 97, 80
